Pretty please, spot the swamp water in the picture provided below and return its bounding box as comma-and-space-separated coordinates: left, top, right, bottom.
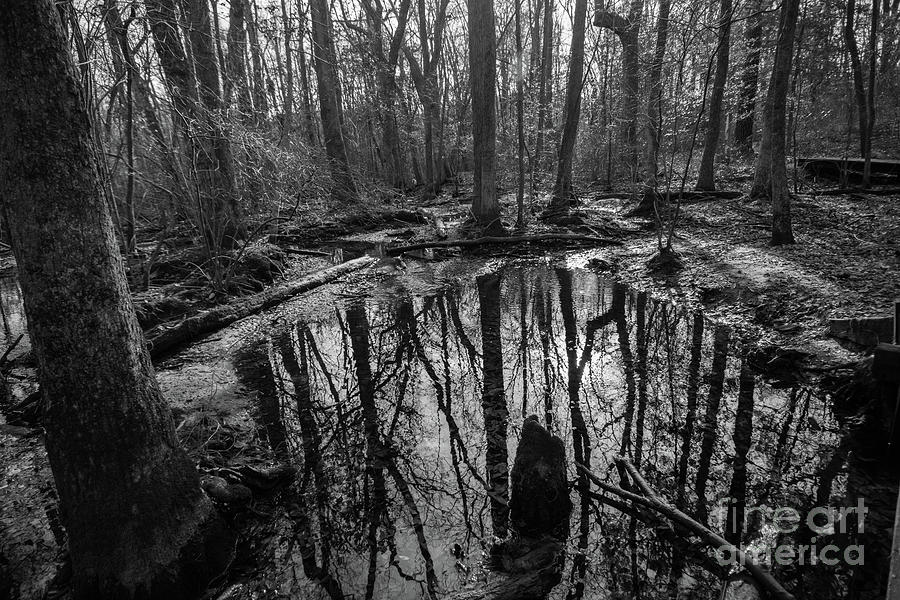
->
0, 257, 894, 599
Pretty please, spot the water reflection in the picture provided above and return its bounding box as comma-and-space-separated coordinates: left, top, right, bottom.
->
256, 261, 870, 600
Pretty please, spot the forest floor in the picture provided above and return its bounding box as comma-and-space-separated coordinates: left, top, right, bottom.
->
1, 175, 898, 599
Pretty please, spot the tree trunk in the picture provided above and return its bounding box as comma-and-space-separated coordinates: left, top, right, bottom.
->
751, 0, 800, 245
226, 0, 252, 114
734, 0, 762, 154
245, 0, 269, 116
534, 0, 553, 173
695, 0, 734, 191
309, 0, 359, 202
296, 7, 318, 146
468, 0, 502, 233
644, 0, 671, 189
0, 3, 230, 597
594, 3, 643, 183
844, 0, 868, 158
547, 0, 588, 211
515, 0, 526, 229
279, 0, 294, 137
863, 0, 880, 187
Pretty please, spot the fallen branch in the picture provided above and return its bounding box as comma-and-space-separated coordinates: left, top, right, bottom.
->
576, 459, 796, 600
147, 256, 376, 359
387, 233, 622, 256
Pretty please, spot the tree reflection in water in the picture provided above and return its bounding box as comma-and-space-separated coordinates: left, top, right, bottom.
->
255, 261, 871, 600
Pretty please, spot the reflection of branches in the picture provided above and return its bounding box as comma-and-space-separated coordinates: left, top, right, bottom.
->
725, 357, 755, 547
410, 299, 488, 490
276, 329, 345, 600
615, 286, 637, 464
694, 325, 730, 524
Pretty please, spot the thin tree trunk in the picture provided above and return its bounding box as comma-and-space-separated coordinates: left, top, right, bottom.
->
644, 0, 671, 190
696, 0, 734, 190
751, 0, 800, 245
547, 0, 588, 211
535, 0, 553, 173
0, 3, 228, 596
280, 0, 294, 137
515, 0, 526, 229
863, 0, 880, 187
309, 0, 359, 202
245, 0, 269, 116
844, 0, 868, 158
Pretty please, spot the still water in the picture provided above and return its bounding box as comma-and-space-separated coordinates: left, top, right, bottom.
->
224, 258, 887, 600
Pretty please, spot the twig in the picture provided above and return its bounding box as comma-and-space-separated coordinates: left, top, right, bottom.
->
0, 334, 24, 367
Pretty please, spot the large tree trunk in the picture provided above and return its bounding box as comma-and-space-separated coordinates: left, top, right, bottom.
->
309, 0, 359, 202
546, 0, 588, 212
0, 3, 229, 597
750, 0, 800, 245
733, 0, 762, 154
468, 0, 502, 233
595, 2, 643, 183
695, 0, 734, 191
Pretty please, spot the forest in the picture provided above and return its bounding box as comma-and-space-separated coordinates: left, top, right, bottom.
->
1, 0, 899, 598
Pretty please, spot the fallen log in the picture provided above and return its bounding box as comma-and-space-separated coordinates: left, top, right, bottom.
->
814, 187, 900, 196
577, 458, 797, 600
147, 256, 376, 359
387, 233, 622, 256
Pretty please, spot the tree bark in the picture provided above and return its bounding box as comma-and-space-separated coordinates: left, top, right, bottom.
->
734, 0, 762, 154
546, 0, 588, 211
309, 0, 359, 202
644, 0, 672, 189
225, 0, 252, 114
863, 0, 880, 187
534, 0, 553, 173
695, 0, 734, 190
594, 2, 643, 182
245, 0, 269, 116
0, 3, 229, 596
468, 0, 502, 233
844, 0, 868, 159
751, 0, 800, 245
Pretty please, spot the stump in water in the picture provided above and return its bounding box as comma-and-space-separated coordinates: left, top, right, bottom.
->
450, 416, 571, 600
509, 415, 571, 540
